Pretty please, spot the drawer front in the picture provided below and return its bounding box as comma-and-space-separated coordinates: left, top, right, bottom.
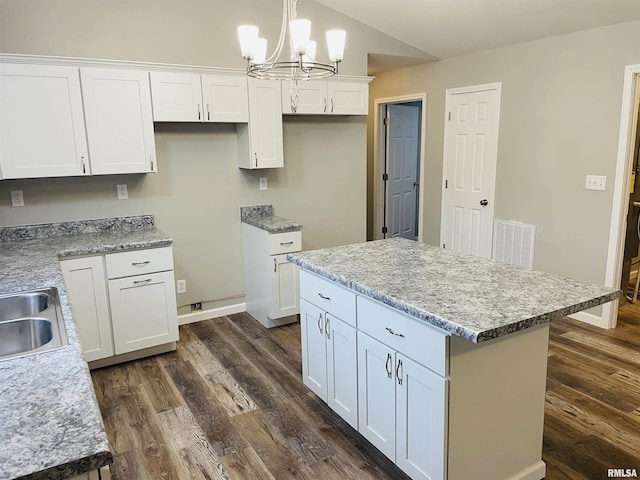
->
105, 246, 174, 279
357, 296, 449, 376
300, 270, 356, 327
268, 231, 302, 255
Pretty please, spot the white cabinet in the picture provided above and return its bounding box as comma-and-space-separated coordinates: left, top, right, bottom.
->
68, 466, 111, 480
237, 79, 284, 169
281, 80, 369, 115
242, 224, 301, 327
80, 68, 157, 174
60, 256, 113, 362
60, 246, 179, 366
150, 72, 249, 123
301, 298, 358, 429
0, 63, 89, 179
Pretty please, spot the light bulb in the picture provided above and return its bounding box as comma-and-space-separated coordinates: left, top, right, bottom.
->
326, 29, 346, 62
238, 25, 259, 59
290, 19, 311, 55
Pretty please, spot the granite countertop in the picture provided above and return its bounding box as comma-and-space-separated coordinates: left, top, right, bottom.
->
0, 216, 172, 480
240, 204, 303, 233
287, 237, 621, 343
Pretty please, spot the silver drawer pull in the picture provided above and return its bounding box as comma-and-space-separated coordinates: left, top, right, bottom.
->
279, 241, 294, 246
133, 279, 152, 285
385, 327, 405, 338
131, 261, 151, 266
318, 293, 331, 301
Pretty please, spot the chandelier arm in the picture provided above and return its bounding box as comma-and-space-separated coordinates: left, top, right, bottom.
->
266, 0, 289, 64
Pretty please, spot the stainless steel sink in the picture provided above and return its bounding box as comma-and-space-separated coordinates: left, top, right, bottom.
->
0, 288, 68, 361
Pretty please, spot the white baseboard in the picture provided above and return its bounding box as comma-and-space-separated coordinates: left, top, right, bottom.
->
568, 310, 610, 329
178, 302, 246, 326
504, 460, 546, 480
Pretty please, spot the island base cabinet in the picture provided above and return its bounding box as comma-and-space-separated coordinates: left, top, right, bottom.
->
300, 299, 358, 429
357, 332, 447, 480
108, 270, 179, 354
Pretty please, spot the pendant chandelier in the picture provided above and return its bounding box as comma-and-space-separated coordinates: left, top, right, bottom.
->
237, 0, 346, 82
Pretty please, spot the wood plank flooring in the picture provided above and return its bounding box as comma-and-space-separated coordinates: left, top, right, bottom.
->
92, 308, 640, 480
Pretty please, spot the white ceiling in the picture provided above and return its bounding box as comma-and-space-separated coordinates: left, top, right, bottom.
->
315, 0, 640, 60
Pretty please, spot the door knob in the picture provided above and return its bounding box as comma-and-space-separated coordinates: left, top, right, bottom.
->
480, 199, 488, 206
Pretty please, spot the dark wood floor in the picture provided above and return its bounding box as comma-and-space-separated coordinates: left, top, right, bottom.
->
92, 307, 640, 480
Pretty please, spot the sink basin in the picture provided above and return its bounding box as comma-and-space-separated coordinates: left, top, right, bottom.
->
0, 292, 49, 322
0, 288, 68, 361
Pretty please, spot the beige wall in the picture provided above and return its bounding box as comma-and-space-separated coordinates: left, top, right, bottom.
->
369, 20, 640, 289
0, 0, 418, 312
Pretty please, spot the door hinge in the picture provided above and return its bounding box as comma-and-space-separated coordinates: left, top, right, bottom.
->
382, 226, 388, 234
443, 243, 446, 248
383, 117, 390, 126
382, 173, 389, 181
448, 111, 451, 121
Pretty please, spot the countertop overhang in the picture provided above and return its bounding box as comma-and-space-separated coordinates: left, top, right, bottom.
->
0, 216, 172, 480
287, 237, 621, 343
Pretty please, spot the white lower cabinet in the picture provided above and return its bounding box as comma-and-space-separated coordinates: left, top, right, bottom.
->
358, 331, 447, 480
300, 298, 358, 429
68, 466, 111, 480
60, 246, 179, 366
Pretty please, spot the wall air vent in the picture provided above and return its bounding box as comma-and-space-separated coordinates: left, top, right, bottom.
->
492, 219, 536, 270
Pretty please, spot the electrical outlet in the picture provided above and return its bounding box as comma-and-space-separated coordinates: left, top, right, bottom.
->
585, 174, 606, 191
117, 184, 128, 200
191, 302, 202, 311
259, 177, 268, 191
176, 279, 187, 294
10, 190, 24, 207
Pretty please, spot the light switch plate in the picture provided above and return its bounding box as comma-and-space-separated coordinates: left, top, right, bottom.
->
10, 190, 24, 207
259, 177, 268, 191
585, 174, 606, 191
117, 184, 128, 200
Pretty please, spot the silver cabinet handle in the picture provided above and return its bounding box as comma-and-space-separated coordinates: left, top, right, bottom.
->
396, 359, 403, 385
325, 317, 330, 340
206, 104, 210, 121
133, 278, 152, 285
317, 313, 323, 334
385, 327, 405, 338
280, 241, 294, 246
81, 156, 86, 174
197, 104, 201, 120
318, 293, 331, 301
385, 353, 392, 378
274, 257, 277, 273
331, 97, 334, 113
131, 260, 151, 266
150, 155, 154, 171
255, 153, 258, 168
323, 98, 327, 113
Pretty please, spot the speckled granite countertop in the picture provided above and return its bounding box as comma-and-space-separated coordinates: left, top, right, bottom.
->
287, 237, 621, 343
0, 216, 172, 480
240, 205, 303, 233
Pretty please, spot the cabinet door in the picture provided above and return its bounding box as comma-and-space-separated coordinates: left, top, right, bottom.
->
281, 80, 327, 114
328, 82, 368, 115
300, 299, 327, 401
60, 256, 113, 362
396, 355, 448, 480
149, 72, 203, 122
108, 270, 179, 354
326, 313, 358, 429
357, 331, 396, 460
0, 64, 89, 179
240, 79, 283, 169
81, 68, 157, 174
269, 253, 300, 319
201, 75, 248, 123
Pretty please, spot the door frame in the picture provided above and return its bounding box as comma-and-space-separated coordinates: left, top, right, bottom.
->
373, 93, 427, 241
440, 82, 502, 256
603, 64, 640, 328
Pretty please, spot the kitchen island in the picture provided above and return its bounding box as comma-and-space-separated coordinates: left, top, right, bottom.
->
287, 237, 620, 480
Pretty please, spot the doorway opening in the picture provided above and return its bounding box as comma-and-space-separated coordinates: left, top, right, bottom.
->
373, 94, 427, 242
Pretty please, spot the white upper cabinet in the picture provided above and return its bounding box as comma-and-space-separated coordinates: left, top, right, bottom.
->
150, 72, 249, 123
237, 79, 284, 169
281, 80, 369, 115
0, 64, 89, 179
80, 68, 157, 175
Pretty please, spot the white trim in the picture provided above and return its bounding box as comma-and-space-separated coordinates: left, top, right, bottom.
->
178, 302, 246, 325
0, 53, 373, 83
440, 82, 502, 253
603, 64, 640, 328
503, 460, 546, 480
568, 310, 611, 329
373, 93, 428, 242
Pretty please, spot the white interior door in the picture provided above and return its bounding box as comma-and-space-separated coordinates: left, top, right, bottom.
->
387, 104, 420, 240
441, 84, 501, 257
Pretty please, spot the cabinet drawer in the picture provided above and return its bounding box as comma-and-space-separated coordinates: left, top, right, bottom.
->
300, 270, 356, 327
105, 246, 174, 279
268, 231, 301, 255
357, 296, 449, 376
